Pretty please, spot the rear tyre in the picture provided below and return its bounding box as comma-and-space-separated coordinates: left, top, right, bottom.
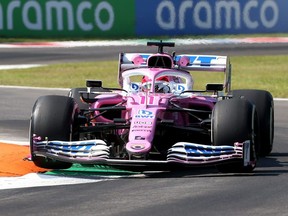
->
212, 99, 257, 173
232, 89, 274, 156
30, 95, 78, 169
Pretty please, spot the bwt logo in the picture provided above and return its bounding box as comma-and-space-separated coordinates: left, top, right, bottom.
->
156, 0, 279, 30
131, 83, 140, 91
176, 85, 185, 92
138, 110, 153, 116
135, 110, 154, 118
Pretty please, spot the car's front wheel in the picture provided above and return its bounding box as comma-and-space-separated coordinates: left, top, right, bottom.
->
212, 98, 257, 173
30, 95, 78, 169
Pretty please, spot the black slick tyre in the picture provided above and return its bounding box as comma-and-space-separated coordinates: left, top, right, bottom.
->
212, 98, 257, 173
30, 95, 78, 169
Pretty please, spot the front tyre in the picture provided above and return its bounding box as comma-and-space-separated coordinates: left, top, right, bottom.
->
212, 99, 257, 173
30, 95, 79, 169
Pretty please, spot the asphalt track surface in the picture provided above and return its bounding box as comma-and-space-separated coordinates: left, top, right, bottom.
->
0, 42, 288, 216
2, 42, 288, 65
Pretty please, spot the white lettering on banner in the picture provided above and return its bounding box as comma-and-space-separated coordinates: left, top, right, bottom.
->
7, 0, 20, 30
77, 2, 93, 31
0, 1, 114, 32
95, 2, 114, 31
215, 1, 241, 29
23, 1, 42, 30
179, 1, 192, 29
243, 0, 258, 29
194, 1, 212, 29
157, 0, 279, 30
261, 1, 278, 28
46, 1, 74, 30
156, 1, 175, 30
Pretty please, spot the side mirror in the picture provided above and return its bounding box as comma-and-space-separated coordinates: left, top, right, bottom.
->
86, 80, 102, 88
206, 83, 223, 92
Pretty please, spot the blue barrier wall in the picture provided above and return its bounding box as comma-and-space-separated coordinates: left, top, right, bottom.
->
136, 0, 288, 36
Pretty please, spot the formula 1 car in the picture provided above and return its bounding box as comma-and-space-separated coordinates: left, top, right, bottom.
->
30, 41, 274, 173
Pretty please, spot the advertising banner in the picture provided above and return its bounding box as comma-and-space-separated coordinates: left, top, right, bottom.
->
135, 0, 288, 36
1, 0, 288, 38
0, 0, 135, 37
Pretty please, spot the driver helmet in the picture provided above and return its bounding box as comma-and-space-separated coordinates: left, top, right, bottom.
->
141, 76, 170, 93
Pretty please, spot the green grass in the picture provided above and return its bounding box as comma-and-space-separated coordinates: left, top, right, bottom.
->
0, 55, 287, 98
192, 56, 288, 98
0, 61, 118, 88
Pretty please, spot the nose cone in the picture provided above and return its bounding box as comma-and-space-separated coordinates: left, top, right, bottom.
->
126, 140, 152, 156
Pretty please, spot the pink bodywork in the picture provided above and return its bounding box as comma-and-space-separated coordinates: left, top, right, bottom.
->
91, 67, 216, 157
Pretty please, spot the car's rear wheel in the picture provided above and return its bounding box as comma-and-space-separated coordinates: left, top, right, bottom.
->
30, 95, 78, 169
231, 89, 274, 156
212, 98, 257, 173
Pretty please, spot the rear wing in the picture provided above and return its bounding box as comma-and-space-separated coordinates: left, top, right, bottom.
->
118, 53, 231, 92
174, 55, 228, 72
119, 53, 152, 72
118, 53, 152, 88
175, 55, 231, 92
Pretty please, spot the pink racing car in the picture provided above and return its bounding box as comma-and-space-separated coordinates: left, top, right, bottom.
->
30, 41, 274, 173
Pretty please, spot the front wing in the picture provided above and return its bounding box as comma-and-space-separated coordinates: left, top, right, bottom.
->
32, 139, 252, 168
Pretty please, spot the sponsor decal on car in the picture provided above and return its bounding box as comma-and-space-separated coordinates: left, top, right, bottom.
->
131, 129, 152, 133
130, 83, 140, 91
133, 121, 153, 125
134, 110, 155, 119
133, 125, 152, 129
